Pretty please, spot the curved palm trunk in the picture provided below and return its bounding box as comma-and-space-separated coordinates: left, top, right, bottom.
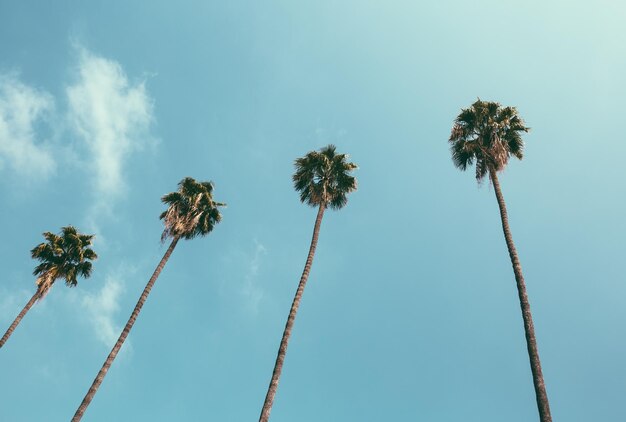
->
71, 237, 179, 421
0, 291, 40, 348
489, 168, 552, 422
259, 203, 326, 422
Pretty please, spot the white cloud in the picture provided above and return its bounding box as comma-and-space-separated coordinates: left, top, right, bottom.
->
241, 240, 267, 314
81, 276, 124, 348
67, 47, 155, 223
67, 47, 156, 350
0, 47, 156, 200
0, 73, 56, 180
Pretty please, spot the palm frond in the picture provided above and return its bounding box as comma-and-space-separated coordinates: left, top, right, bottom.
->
448, 99, 530, 181
160, 177, 224, 241
31, 226, 97, 291
450, 136, 475, 171
292, 144, 357, 210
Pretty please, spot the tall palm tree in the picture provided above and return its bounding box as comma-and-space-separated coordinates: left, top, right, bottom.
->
0, 226, 97, 349
449, 99, 551, 421
259, 145, 357, 422
71, 177, 225, 421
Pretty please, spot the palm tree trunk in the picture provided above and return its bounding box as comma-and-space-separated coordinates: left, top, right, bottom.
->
489, 167, 552, 422
0, 291, 40, 348
71, 237, 179, 421
259, 203, 326, 422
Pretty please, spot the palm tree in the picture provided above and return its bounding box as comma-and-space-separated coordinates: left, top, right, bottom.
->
259, 145, 357, 422
449, 99, 551, 421
71, 177, 225, 421
0, 226, 97, 349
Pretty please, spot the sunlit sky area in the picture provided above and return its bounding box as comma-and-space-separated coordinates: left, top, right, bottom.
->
1, 1, 625, 421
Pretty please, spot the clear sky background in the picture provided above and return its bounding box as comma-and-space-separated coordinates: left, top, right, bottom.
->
0, 1, 625, 421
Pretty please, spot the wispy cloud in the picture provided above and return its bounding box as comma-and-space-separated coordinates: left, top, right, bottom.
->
66, 47, 156, 352
0, 46, 156, 210
67, 46, 156, 229
81, 274, 125, 348
0, 73, 56, 180
241, 240, 267, 314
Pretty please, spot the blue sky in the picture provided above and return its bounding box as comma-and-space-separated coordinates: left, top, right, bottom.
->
0, 1, 625, 420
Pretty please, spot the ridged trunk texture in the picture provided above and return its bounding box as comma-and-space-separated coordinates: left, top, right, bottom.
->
0, 291, 40, 348
71, 237, 179, 421
259, 204, 326, 422
490, 168, 552, 422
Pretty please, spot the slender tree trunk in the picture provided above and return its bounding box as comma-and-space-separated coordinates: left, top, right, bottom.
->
71, 237, 179, 421
489, 168, 552, 422
259, 204, 326, 422
0, 291, 40, 349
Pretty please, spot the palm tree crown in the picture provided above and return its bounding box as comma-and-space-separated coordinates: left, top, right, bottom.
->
293, 144, 358, 209
159, 177, 225, 241
0, 226, 97, 349
449, 99, 530, 181
31, 226, 97, 297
